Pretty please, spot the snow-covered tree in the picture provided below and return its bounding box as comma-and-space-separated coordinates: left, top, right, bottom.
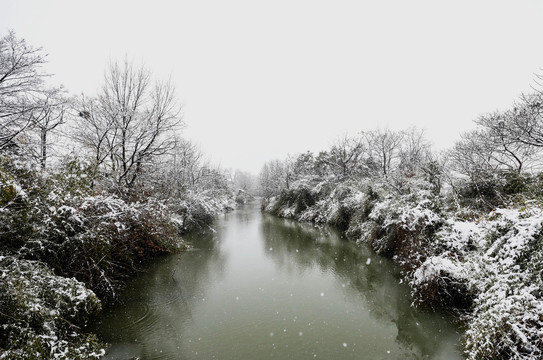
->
27, 87, 70, 170
75, 60, 183, 192
0, 30, 48, 149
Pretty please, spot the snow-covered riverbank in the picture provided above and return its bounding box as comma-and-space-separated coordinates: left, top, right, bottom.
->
263, 176, 543, 359
0, 157, 236, 359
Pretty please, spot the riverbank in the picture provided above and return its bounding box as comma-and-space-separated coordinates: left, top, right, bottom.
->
0, 156, 236, 359
262, 177, 543, 359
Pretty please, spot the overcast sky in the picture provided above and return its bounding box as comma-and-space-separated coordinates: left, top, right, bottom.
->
2, 1, 543, 174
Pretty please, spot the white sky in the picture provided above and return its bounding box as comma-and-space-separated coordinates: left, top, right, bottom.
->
2, 0, 543, 174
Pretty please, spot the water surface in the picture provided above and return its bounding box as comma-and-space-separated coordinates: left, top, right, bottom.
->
93, 201, 463, 359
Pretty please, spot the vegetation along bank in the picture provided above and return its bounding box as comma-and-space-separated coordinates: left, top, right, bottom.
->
0, 31, 248, 359
260, 96, 543, 359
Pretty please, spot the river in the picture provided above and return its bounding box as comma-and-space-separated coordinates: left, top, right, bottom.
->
92, 201, 464, 360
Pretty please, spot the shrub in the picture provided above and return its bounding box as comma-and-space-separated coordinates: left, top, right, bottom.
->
57, 195, 184, 299
169, 190, 235, 233
365, 183, 444, 269
431, 205, 543, 359
262, 182, 316, 219
410, 255, 473, 310
0, 256, 104, 359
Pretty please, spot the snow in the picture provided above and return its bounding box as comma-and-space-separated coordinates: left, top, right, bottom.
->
411, 204, 543, 359
412, 256, 465, 286
0, 256, 104, 359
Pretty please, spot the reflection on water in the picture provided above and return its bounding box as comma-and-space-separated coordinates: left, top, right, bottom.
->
91, 201, 464, 360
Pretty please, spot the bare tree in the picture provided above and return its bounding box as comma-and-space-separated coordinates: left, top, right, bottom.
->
27, 87, 70, 170
450, 129, 507, 177
259, 160, 288, 198
475, 102, 541, 172
510, 91, 543, 148
173, 138, 203, 187
0, 30, 48, 149
75, 60, 183, 192
398, 127, 432, 178
447, 129, 513, 208
364, 129, 404, 179
321, 134, 365, 178
74, 95, 118, 174
291, 151, 317, 179
196, 165, 230, 193
154, 137, 203, 197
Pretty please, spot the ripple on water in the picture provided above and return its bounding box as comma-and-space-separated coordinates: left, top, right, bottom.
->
149, 285, 185, 307
134, 308, 161, 338
110, 302, 151, 331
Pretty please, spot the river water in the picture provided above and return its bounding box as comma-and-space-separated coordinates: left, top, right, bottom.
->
93, 201, 464, 360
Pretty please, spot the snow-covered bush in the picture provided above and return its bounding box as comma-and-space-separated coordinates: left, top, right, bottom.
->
414, 205, 543, 359
297, 198, 332, 223
464, 273, 543, 359
364, 181, 444, 267
267, 178, 376, 231
170, 190, 235, 233
62, 195, 184, 299
0, 156, 40, 251
0, 256, 104, 359
1, 154, 188, 299
450, 170, 543, 214
302, 180, 377, 232
410, 254, 473, 309
341, 182, 381, 239
0, 150, 235, 357
460, 206, 543, 359
263, 180, 316, 219
319, 182, 356, 230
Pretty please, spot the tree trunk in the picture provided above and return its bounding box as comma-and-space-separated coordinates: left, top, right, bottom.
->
40, 129, 47, 171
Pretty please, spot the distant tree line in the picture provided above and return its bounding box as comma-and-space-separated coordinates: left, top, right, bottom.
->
260, 99, 543, 210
